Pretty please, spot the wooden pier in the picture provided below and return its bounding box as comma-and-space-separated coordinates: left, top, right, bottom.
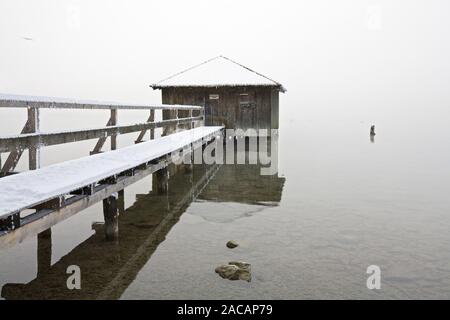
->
1, 163, 222, 299
0, 94, 223, 247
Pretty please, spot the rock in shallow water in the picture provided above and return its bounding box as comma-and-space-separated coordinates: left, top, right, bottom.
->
215, 265, 240, 280
226, 240, 239, 249
215, 261, 251, 282
229, 261, 250, 270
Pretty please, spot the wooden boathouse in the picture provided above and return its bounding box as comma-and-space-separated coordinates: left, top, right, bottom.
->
150, 56, 286, 130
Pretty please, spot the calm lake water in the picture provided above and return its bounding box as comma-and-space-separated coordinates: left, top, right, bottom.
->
1, 99, 450, 299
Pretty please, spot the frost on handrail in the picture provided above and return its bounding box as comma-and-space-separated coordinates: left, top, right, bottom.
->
0, 93, 202, 110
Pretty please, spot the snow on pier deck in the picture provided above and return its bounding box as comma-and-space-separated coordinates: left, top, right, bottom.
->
0, 126, 223, 219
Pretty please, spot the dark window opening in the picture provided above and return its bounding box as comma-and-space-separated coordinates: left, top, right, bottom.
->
239, 93, 255, 108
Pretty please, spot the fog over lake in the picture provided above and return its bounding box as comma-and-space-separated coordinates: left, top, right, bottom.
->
1, 0, 450, 299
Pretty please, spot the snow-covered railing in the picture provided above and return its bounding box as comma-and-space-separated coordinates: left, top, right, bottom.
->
0, 93, 202, 110
0, 94, 205, 175
0, 126, 224, 237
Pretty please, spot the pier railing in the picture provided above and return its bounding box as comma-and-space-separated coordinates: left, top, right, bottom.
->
0, 94, 204, 175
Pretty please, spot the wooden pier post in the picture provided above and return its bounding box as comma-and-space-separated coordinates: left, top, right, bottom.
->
110, 109, 118, 150
37, 228, 52, 276
189, 109, 193, 129
90, 108, 118, 154
29, 146, 41, 170
28, 107, 40, 170
0, 106, 40, 174
103, 194, 119, 241
150, 110, 155, 140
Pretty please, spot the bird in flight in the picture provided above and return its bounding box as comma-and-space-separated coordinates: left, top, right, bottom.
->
22, 37, 33, 41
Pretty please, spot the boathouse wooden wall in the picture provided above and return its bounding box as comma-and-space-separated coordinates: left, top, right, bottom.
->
161, 86, 279, 130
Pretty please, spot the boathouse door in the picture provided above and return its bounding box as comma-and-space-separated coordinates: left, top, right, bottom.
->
205, 94, 219, 126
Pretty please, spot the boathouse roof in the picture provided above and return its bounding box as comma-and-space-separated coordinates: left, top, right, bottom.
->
150, 56, 286, 92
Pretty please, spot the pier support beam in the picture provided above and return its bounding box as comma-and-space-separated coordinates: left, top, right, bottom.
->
27, 106, 41, 171
135, 110, 155, 144
150, 110, 155, 140
29, 145, 41, 171
1, 106, 40, 175
103, 194, 119, 241
110, 109, 117, 151
37, 228, 52, 276
91, 109, 118, 154
0, 211, 20, 231
28, 106, 41, 170
189, 110, 193, 129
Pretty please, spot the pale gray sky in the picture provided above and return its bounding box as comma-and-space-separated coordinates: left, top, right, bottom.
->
1, 1, 450, 299
0, 0, 449, 116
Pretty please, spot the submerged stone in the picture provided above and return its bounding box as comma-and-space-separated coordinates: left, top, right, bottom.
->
215, 261, 251, 282
229, 261, 250, 270
226, 240, 239, 249
215, 265, 240, 280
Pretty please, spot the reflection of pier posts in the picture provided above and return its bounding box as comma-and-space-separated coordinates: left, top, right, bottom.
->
103, 194, 119, 241
0, 161, 227, 300
184, 144, 194, 174
184, 163, 193, 174
155, 167, 169, 195
37, 228, 52, 276
118, 190, 125, 215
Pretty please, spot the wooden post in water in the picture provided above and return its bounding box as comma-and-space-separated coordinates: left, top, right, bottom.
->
37, 228, 52, 276
103, 194, 119, 241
